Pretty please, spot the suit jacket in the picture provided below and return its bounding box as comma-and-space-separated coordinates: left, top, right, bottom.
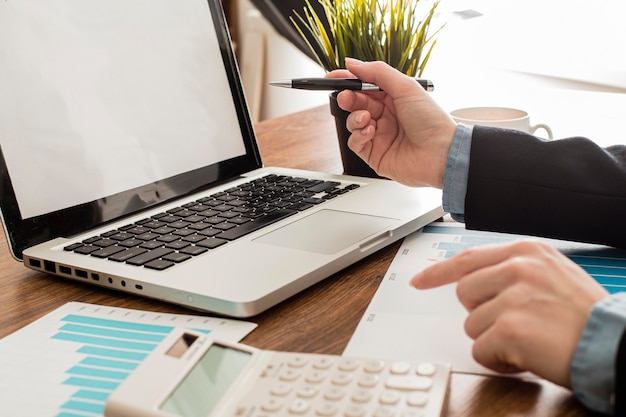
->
465, 126, 626, 249
466, 126, 626, 413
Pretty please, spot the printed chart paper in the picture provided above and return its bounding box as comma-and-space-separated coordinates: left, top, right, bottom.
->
0, 302, 256, 417
344, 223, 626, 375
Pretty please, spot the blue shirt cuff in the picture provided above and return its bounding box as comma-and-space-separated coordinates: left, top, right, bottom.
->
571, 292, 626, 414
442, 124, 472, 222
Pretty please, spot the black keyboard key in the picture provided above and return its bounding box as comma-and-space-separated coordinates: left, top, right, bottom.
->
92, 238, 117, 248
139, 240, 163, 249
181, 246, 208, 256
109, 247, 149, 262
126, 247, 174, 266
64, 243, 84, 251
307, 181, 341, 193
166, 240, 191, 250
119, 238, 144, 248
163, 252, 192, 263
196, 238, 228, 249
91, 245, 126, 259
144, 259, 175, 270
217, 209, 297, 241
75, 245, 100, 255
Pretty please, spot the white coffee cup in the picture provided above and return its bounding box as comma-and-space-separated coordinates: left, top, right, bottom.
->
450, 106, 553, 139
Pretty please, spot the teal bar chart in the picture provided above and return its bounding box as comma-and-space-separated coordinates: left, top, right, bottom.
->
0, 302, 256, 417
424, 224, 626, 294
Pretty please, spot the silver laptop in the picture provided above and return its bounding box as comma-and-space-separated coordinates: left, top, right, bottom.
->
0, 0, 443, 317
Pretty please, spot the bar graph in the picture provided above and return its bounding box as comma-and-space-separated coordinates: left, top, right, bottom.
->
54, 314, 173, 416
424, 224, 626, 293
0, 302, 256, 417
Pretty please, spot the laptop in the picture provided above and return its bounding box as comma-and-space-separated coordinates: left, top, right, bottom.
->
0, 0, 443, 317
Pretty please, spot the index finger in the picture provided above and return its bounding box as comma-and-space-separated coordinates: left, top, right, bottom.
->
410, 242, 525, 289
345, 59, 428, 100
325, 69, 356, 79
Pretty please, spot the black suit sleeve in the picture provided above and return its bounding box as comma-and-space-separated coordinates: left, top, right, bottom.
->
464, 126, 626, 248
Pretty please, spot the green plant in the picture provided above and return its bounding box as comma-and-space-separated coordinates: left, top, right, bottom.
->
291, 0, 444, 76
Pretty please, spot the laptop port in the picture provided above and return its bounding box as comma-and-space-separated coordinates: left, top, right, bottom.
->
59, 265, 71, 275
44, 260, 56, 273
75, 269, 88, 279
28, 258, 42, 268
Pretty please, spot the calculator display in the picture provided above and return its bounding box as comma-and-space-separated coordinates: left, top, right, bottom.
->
160, 343, 252, 417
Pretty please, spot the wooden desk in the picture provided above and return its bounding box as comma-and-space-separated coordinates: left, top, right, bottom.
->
0, 105, 592, 417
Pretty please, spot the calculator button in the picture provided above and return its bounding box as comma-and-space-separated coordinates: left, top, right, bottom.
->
416, 363, 436, 376
338, 359, 360, 371
407, 392, 429, 407
261, 398, 284, 412
323, 387, 345, 401
288, 399, 310, 414
297, 386, 318, 398
313, 357, 334, 369
270, 382, 292, 396
390, 361, 411, 374
345, 405, 367, 417
364, 360, 386, 373
305, 370, 327, 383
279, 369, 301, 381
379, 390, 401, 405
330, 373, 353, 385
386, 375, 432, 391
373, 407, 396, 417
357, 374, 379, 387
316, 403, 338, 416
351, 389, 373, 403
288, 356, 309, 368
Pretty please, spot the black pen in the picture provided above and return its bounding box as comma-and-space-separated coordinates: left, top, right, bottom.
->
270, 77, 434, 92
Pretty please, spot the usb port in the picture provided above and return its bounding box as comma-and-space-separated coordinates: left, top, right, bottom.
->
28, 259, 42, 268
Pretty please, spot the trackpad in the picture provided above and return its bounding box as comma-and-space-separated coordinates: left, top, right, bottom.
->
255, 209, 398, 254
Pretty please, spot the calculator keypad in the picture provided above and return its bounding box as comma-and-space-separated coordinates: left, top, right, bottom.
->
237, 353, 450, 417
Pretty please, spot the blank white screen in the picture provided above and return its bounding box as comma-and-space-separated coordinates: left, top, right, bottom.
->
0, 0, 246, 219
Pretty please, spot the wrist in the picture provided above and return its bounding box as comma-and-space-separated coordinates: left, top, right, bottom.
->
442, 124, 472, 218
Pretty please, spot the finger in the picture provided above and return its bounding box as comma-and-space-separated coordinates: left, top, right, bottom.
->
346, 110, 370, 132
347, 124, 375, 155
325, 69, 356, 78
410, 241, 537, 290
471, 325, 525, 374
345, 58, 427, 99
455, 258, 524, 311
462, 283, 519, 338
336, 89, 386, 119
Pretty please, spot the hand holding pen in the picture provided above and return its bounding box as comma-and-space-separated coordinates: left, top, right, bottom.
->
270, 77, 434, 92
306, 59, 453, 188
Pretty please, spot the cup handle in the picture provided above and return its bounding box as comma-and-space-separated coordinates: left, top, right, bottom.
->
530, 123, 553, 139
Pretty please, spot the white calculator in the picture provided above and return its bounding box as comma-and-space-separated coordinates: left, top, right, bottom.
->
104, 329, 451, 417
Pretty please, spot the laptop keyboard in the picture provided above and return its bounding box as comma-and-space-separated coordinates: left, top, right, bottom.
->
64, 174, 360, 271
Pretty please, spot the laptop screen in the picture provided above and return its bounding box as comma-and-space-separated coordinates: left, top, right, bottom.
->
0, 0, 262, 259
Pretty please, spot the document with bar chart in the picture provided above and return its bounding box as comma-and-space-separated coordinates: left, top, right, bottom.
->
0, 302, 256, 417
344, 223, 626, 375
